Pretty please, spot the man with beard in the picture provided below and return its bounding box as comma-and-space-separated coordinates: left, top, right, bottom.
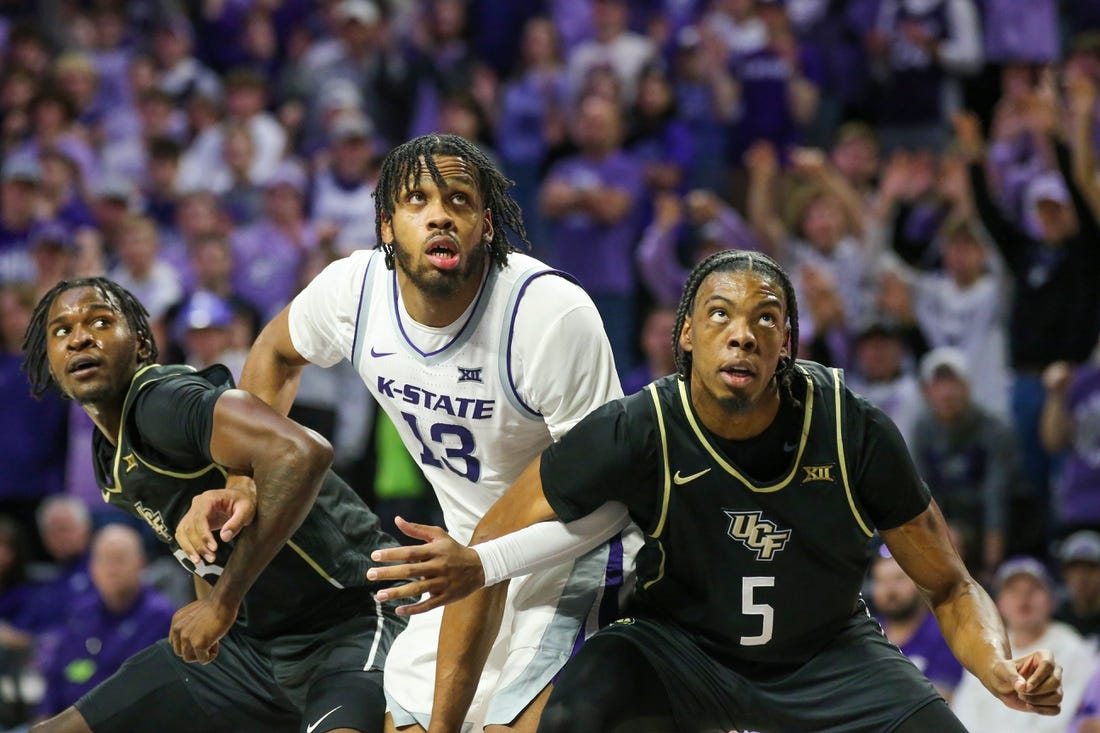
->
21, 277, 406, 733
870, 545, 963, 701
224, 134, 638, 732
370, 249, 1066, 732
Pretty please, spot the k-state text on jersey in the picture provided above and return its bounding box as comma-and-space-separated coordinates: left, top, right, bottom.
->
376, 375, 495, 419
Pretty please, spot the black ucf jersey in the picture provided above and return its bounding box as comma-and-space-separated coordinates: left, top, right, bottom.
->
92, 364, 401, 639
541, 361, 931, 668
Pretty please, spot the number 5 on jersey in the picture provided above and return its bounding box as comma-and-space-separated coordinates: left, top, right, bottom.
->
401, 411, 481, 482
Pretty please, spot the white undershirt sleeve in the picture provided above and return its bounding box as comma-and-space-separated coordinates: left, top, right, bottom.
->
473, 501, 631, 586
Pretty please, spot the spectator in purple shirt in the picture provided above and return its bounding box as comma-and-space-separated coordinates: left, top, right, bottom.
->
540, 93, 646, 374
625, 63, 694, 195
36, 524, 175, 720
871, 546, 964, 702
231, 159, 319, 321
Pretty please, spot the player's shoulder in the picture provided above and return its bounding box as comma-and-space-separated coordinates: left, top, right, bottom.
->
499, 254, 593, 311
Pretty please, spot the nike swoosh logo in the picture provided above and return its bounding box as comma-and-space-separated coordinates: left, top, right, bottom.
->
672, 468, 711, 485
783, 441, 797, 453
370, 346, 395, 358
306, 705, 343, 733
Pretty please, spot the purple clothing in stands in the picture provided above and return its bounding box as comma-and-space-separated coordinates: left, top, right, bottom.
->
231, 220, 319, 321
981, 0, 1060, 64
1056, 365, 1100, 527
498, 69, 569, 166
636, 207, 762, 305
543, 152, 646, 296
885, 611, 964, 694
0, 353, 68, 501
38, 586, 175, 716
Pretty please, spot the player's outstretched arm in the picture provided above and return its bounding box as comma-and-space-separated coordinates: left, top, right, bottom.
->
169, 389, 333, 665
239, 305, 311, 416
882, 500, 1063, 715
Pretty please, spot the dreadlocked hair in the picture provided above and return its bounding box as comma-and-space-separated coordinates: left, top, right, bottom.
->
672, 249, 802, 407
373, 134, 530, 270
22, 277, 158, 398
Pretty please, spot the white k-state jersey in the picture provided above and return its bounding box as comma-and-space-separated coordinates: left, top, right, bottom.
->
288, 248, 622, 543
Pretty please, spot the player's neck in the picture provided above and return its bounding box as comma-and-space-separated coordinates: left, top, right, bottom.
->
397, 269, 486, 328
84, 401, 123, 447
693, 384, 781, 441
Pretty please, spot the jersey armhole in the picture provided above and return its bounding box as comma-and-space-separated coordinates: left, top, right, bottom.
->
831, 368, 874, 538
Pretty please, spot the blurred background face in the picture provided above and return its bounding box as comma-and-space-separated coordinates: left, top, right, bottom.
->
223, 127, 256, 174
333, 135, 372, 179
192, 238, 233, 287
264, 185, 303, 222
118, 221, 158, 275
592, 0, 627, 39
574, 95, 622, 154
41, 504, 90, 562
855, 335, 904, 380
185, 326, 231, 366
90, 528, 144, 608
831, 137, 879, 186
176, 194, 221, 240
924, 372, 969, 424
521, 18, 558, 68
1, 180, 38, 225
942, 234, 985, 285
997, 574, 1054, 636
1063, 562, 1100, 609
641, 308, 677, 373
871, 556, 924, 621
636, 71, 673, 118
800, 195, 845, 252
1035, 198, 1077, 242
0, 287, 33, 352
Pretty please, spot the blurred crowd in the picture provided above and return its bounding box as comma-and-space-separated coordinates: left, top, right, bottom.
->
1, 0, 1100, 730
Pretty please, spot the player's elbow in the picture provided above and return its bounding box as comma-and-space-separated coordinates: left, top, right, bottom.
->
277, 428, 334, 484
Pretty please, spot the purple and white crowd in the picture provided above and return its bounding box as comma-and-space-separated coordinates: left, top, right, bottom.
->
2, 0, 1100, 730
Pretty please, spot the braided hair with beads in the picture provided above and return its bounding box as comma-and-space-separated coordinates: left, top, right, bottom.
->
672, 249, 802, 407
22, 277, 158, 398
373, 134, 530, 270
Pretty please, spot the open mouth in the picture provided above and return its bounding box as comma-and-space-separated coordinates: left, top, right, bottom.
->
67, 355, 101, 376
720, 363, 755, 384
425, 237, 460, 270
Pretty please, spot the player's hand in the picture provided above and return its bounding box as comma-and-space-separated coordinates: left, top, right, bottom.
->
366, 517, 485, 616
169, 597, 238, 665
175, 482, 257, 565
986, 650, 1062, 715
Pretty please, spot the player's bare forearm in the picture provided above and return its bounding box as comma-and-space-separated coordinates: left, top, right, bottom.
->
428, 583, 510, 733
204, 390, 334, 611
882, 502, 1011, 682
239, 307, 309, 416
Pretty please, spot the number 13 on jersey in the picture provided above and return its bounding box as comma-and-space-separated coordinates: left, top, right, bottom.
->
400, 411, 481, 482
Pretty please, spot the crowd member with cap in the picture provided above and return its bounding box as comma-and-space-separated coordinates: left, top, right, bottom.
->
845, 319, 924, 448
1055, 530, 1100, 640
310, 112, 378, 252
909, 347, 1031, 578
870, 546, 964, 702
173, 290, 246, 380
0, 157, 44, 286
29, 224, 76, 300
952, 556, 1096, 733
955, 108, 1100, 546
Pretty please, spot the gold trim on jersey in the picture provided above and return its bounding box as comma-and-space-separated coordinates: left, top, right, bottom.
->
831, 368, 873, 537
642, 384, 673, 590
647, 384, 673, 539
676, 369, 814, 492
109, 366, 228, 496
286, 540, 344, 588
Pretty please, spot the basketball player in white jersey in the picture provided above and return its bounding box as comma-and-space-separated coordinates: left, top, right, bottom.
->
221, 134, 638, 733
